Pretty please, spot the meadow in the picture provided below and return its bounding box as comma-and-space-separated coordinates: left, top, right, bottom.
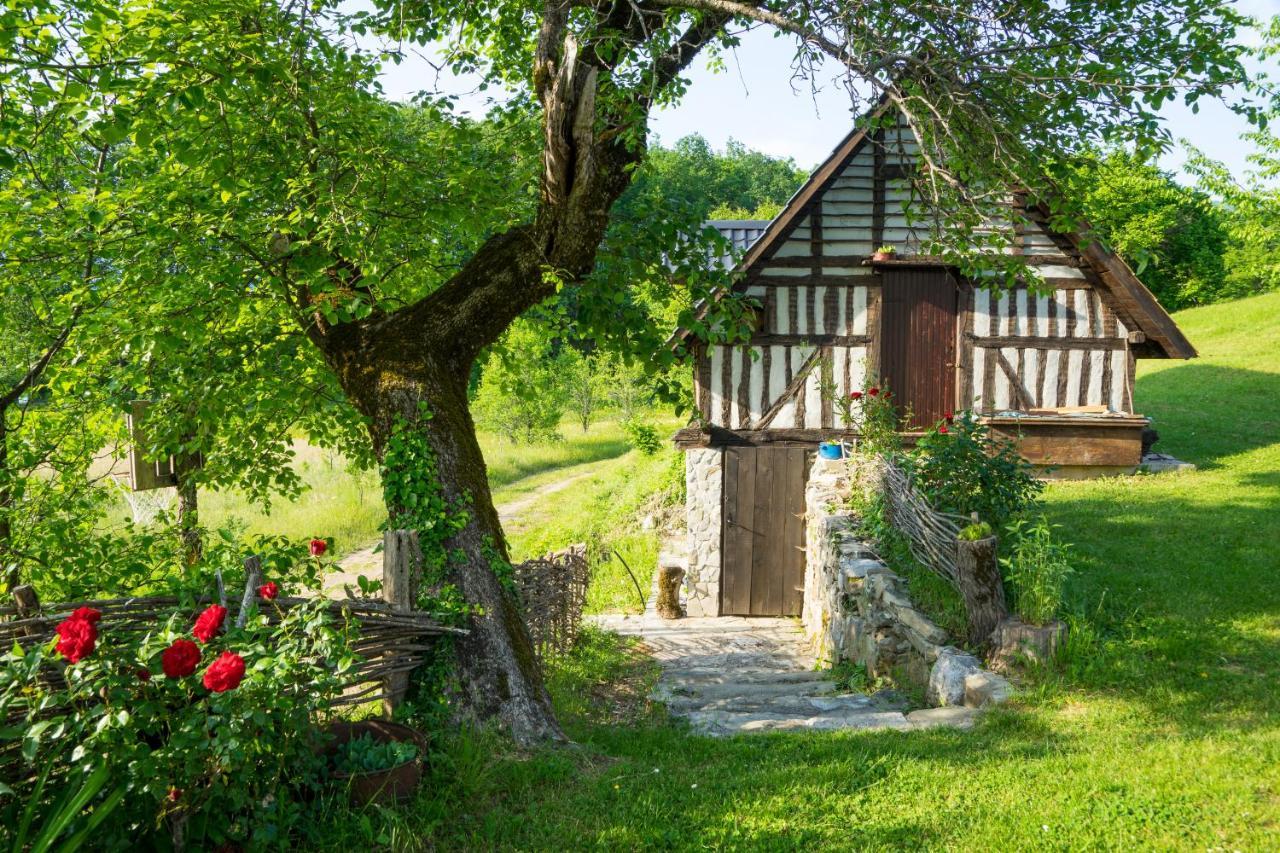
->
319, 291, 1280, 849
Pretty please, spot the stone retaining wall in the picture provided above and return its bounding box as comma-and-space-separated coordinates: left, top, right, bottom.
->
802, 456, 1012, 709
683, 447, 723, 617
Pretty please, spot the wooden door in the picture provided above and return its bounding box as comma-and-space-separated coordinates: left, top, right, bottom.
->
721, 446, 809, 616
881, 268, 959, 429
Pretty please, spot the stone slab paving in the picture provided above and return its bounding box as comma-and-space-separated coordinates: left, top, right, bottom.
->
593, 612, 977, 736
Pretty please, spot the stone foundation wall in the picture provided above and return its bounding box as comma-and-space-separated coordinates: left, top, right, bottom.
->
802, 456, 1011, 708
683, 448, 723, 617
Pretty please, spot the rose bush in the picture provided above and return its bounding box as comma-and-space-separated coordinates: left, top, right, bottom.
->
0, 541, 359, 849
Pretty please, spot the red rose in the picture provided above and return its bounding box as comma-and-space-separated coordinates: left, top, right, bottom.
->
192, 604, 227, 643
54, 616, 97, 663
202, 651, 246, 693
161, 639, 201, 678
257, 581, 279, 601
309, 538, 327, 557
137, 668, 152, 682
69, 607, 102, 625
168, 786, 182, 802
938, 424, 950, 434
945, 411, 954, 422
868, 387, 880, 397
850, 391, 863, 400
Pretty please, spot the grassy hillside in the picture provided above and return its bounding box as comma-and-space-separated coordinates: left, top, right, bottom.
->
321, 291, 1280, 849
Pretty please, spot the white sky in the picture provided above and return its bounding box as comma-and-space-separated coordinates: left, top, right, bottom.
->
375, 2, 1280, 182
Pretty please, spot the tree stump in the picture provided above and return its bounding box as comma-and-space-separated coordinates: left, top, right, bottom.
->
656, 565, 684, 620
954, 536, 1007, 648
991, 617, 1067, 666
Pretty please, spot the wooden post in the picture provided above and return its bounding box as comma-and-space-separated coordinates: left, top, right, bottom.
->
382, 529, 420, 715
234, 555, 262, 629
12, 584, 39, 636
955, 535, 1008, 648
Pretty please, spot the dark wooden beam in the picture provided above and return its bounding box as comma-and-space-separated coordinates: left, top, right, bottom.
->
968, 334, 1128, 351
750, 333, 871, 347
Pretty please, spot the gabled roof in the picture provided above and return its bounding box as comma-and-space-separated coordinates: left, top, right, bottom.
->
671, 105, 1195, 359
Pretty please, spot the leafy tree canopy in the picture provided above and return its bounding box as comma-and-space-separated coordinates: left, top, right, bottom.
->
1063, 149, 1229, 310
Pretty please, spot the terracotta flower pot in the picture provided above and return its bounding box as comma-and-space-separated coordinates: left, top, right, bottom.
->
324, 719, 429, 806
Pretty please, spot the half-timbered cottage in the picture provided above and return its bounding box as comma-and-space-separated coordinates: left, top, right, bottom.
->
671, 112, 1195, 618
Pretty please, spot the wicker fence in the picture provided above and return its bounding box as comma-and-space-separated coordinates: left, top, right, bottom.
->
512, 543, 590, 665
879, 457, 971, 587
0, 590, 464, 709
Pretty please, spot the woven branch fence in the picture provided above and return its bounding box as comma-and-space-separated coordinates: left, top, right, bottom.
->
879, 457, 971, 587
0, 592, 465, 710
512, 543, 589, 665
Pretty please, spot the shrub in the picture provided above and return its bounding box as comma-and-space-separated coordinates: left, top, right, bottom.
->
836, 378, 903, 456
909, 411, 1042, 529
623, 420, 662, 455
958, 521, 994, 541
1000, 516, 1074, 625
0, 546, 359, 848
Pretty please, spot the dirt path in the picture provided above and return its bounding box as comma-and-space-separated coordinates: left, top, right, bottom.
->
323, 467, 599, 595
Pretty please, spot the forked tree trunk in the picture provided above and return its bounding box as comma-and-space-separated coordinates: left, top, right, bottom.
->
328, 341, 563, 743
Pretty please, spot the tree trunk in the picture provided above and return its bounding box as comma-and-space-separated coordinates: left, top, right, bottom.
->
955, 536, 1007, 648
175, 471, 201, 566
0, 420, 13, 588
327, 339, 563, 744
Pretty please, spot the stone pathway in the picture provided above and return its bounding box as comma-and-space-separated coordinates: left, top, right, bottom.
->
595, 611, 977, 736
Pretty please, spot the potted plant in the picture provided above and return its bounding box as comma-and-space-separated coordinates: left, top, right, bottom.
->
872, 244, 897, 262
325, 719, 429, 806
818, 439, 846, 460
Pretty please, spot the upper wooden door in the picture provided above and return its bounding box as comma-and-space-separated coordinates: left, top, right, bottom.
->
720, 446, 809, 616
880, 268, 959, 429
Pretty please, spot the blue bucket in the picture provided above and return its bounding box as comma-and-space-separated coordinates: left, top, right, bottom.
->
818, 441, 845, 460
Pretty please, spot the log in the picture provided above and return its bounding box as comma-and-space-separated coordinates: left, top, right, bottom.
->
656, 565, 685, 620
12, 585, 40, 637
954, 536, 1008, 648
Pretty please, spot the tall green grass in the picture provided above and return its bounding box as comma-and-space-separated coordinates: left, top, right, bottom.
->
106, 418, 641, 558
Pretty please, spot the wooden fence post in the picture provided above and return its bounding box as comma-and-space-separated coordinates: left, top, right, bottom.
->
954, 535, 1007, 648
234, 555, 262, 629
12, 584, 40, 636
382, 529, 420, 716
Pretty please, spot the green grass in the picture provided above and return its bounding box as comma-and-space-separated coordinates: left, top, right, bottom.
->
107, 418, 639, 559
507, 432, 683, 614
319, 291, 1280, 849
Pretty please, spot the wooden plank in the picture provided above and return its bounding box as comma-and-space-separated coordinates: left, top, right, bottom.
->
696, 344, 711, 421
821, 348, 834, 428
750, 449, 776, 616
720, 447, 740, 615
823, 285, 839, 335
995, 349, 1033, 410
719, 346, 732, 425
871, 127, 886, 248
866, 284, 883, 378
749, 333, 872, 347
782, 448, 808, 616
958, 285, 974, 413
752, 347, 823, 430
735, 347, 751, 428
969, 334, 1127, 351
760, 346, 772, 416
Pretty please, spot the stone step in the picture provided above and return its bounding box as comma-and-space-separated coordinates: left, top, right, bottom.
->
662, 668, 827, 685
657, 679, 837, 703
685, 708, 914, 736
666, 692, 876, 715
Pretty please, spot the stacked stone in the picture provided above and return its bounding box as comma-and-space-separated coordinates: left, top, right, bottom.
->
683, 448, 722, 617
801, 455, 1013, 711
